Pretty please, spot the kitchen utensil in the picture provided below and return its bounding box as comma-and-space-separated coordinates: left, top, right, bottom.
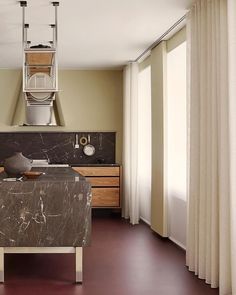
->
74, 134, 79, 149
30, 44, 51, 49
4, 152, 33, 177
32, 159, 49, 166
23, 171, 44, 179
3, 176, 24, 182
28, 72, 54, 101
80, 136, 88, 146
99, 133, 103, 150
83, 135, 95, 156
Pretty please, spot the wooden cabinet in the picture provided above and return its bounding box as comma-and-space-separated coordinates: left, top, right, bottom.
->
73, 166, 121, 208
74, 167, 119, 177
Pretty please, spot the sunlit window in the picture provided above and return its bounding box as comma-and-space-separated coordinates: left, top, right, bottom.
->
138, 65, 151, 224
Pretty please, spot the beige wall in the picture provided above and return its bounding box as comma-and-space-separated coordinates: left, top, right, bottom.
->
150, 28, 186, 237
167, 27, 186, 52
150, 41, 168, 237
138, 55, 151, 71
0, 69, 123, 163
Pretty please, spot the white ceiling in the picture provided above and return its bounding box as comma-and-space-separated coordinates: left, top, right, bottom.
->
0, 0, 193, 69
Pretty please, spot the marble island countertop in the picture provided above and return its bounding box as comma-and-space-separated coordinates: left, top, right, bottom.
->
0, 167, 86, 182
0, 167, 92, 247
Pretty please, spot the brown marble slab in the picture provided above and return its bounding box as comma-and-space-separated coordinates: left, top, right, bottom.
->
0, 132, 116, 165
0, 167, 92, 247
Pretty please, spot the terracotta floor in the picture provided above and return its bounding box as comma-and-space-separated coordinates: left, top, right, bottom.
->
0, 215, 219, 295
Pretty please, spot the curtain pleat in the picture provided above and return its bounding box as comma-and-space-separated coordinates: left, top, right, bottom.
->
227, 0, 236, 294
186, 0, 236, 293
122, 62, 140, 225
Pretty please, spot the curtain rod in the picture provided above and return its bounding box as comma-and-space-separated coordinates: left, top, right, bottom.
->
134, 14, 187, 62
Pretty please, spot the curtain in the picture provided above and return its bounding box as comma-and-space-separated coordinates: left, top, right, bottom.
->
228, 0, 236, 293
186, 0, 236, 294
122, 62, 139, 225
138, 66, 152, 224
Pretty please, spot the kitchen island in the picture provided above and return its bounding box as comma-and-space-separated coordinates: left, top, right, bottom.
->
0, 167, 92, 283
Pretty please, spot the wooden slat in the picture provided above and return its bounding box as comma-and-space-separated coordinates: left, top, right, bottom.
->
87, 177, 119, 187
92, 188, 120, 207
26, 52, 53, 76
26, 53, 53, 65
29, 67, 51, 75
119, 166, 123, 208
73, 167, 119, 177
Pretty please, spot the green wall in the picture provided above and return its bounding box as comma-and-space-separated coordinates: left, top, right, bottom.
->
0, 69, 123, 163
137, 27, 187, 236
150, 27, 186, 236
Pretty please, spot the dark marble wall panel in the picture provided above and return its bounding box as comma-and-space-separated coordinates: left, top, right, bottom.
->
0, 132, 116, 165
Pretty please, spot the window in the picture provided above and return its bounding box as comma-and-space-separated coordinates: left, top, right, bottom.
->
138, 65, 151, 224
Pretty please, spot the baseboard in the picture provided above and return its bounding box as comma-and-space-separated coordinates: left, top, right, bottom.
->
169, 237, 186, 251
140, 217, 151, 226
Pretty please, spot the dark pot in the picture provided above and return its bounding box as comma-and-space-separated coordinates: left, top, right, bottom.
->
4, 152, 33, 177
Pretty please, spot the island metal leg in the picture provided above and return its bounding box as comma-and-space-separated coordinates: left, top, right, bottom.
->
76, 247, 83, 283
0, 248, 3, 283
0, 247, 83, 283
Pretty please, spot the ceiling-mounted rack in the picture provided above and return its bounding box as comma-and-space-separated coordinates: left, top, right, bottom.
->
19, 1, 61, 126
20, 1, 59, 49
20, 1, 60, 93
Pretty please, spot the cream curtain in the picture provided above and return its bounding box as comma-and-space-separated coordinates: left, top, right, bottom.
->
186, 0, 236, 294
122, 62, 140, 224
228, 0, 236, 293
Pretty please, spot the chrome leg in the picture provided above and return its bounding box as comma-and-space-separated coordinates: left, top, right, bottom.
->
75, 247, 82, 283
0, 248, 4, 283
0, 247, 83, 283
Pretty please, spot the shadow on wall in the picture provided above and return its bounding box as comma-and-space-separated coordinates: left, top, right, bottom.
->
8, 75, 22, 126
168, 193, 187, 248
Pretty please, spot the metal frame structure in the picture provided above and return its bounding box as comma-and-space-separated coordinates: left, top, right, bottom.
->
20, 1, 59, 94
20, 1, 60, 126
0, 247, 83, 283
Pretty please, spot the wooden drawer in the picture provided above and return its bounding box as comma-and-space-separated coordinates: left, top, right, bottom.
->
73, 166, 121, 208
87, 177, 119, 187
92, 188, 120, 207
73, 167, 119, 177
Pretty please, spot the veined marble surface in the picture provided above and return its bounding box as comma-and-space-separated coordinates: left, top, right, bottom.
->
0, 132, 116, 165
0, 168, 92, 247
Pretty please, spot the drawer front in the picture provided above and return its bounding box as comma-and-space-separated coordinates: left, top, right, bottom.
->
92, 188, 120, 207
87, 177, 119, 187
73, 167, 119, 177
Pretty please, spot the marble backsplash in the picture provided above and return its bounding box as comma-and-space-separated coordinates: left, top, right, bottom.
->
0, 132, 116, 165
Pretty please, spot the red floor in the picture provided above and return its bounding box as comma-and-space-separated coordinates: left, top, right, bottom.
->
0, 215, 219, 295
